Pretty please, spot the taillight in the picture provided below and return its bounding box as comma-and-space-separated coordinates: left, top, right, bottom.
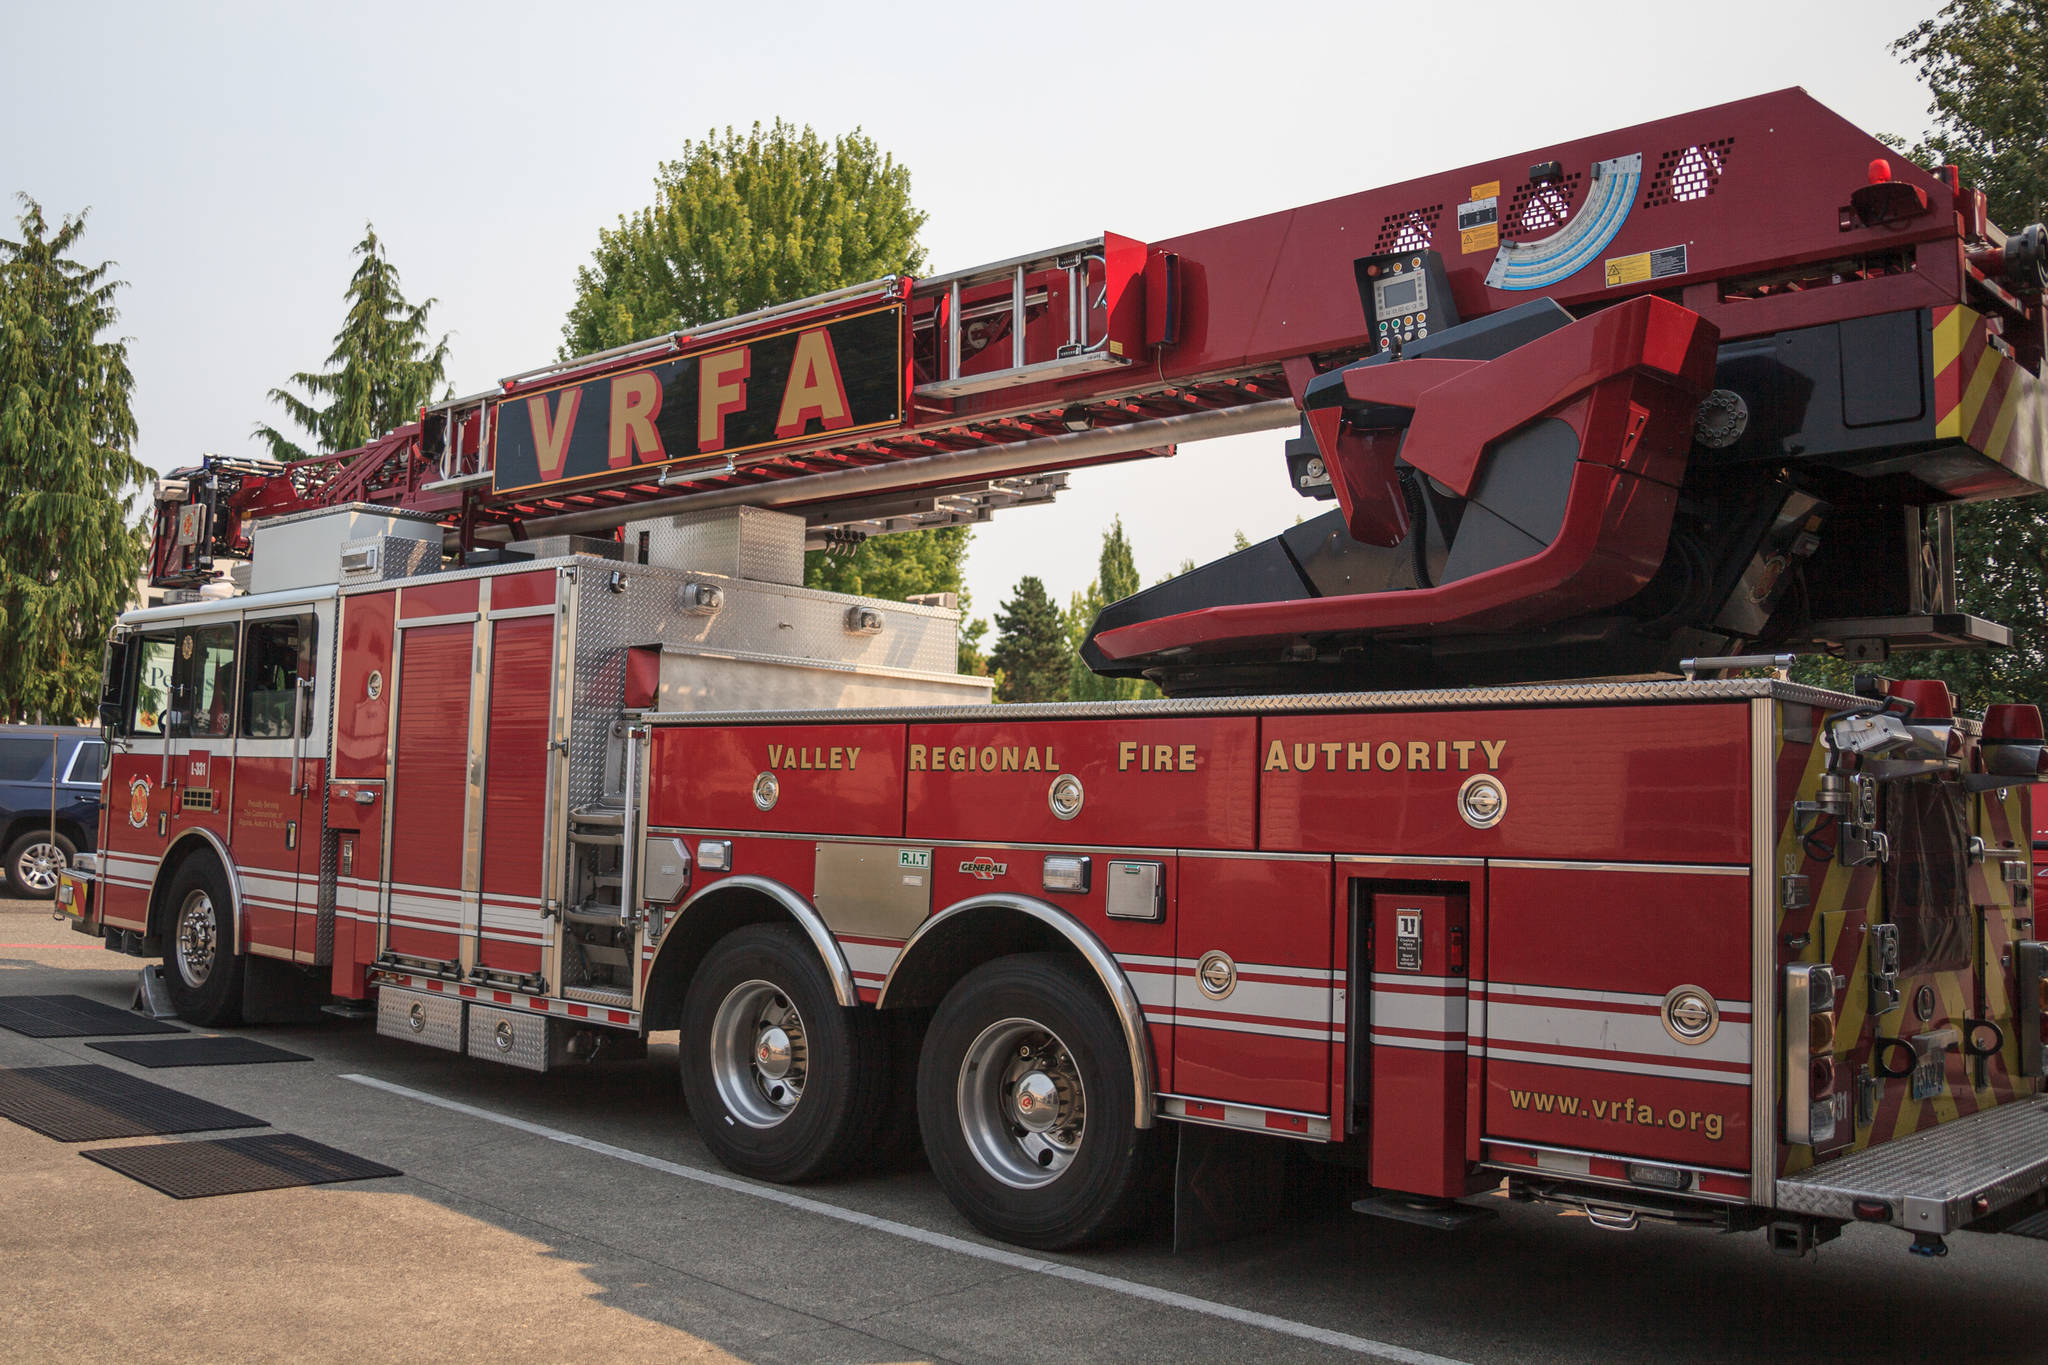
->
2018, 943, 2048, 1078
1786, 963, 1842, 1145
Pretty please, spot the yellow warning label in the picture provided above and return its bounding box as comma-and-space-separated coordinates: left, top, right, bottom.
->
1461, 224, 1499, 254
1470, 180, 1501, 202
1605, 252, 1653, 287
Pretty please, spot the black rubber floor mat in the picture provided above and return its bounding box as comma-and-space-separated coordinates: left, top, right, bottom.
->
0, 1064, 262, 1141
87, 1037, 310, 1069
81, 1133, 400, 1199
0, 994, 185, 1038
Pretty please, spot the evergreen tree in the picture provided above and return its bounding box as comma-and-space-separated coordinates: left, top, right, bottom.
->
1067, 517, 1159, 701
989, 576, 1070, 703
1801, 3, 2048, 709
0, 198, 149, 722
254, 225, 449, 460
564, 121, 960, 608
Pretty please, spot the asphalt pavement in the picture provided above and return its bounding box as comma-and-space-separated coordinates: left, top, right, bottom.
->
2, 899, 2042, 1364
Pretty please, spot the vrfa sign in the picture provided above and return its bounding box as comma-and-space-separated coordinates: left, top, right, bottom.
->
491, 304, 906, 496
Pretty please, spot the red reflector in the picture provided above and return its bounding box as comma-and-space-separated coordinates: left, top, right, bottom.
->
1986, 704, 2046, 742
1890, 678, 1954, 723
1868, 158, 1893, 185
1853, 1198, 1891, 1221
1810, 1056, 1836, 1096
1948, 728, 1965, 758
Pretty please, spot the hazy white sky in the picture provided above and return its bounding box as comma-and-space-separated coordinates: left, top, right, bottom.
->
4, 0, 1944, 621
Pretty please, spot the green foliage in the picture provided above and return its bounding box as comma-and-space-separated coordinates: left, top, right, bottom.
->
0, 198, 149, 722
1844, 4, 2048, 710
989, 576, 1070, 702
562, 120, 926, 355
1067, 517, 1160, 701
255, 225, 449, 460
804, 524, 970, 599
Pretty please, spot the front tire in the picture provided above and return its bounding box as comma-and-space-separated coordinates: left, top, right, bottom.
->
160, 857, 244, 1026
5, 830, 75, 900
679, 924, 888, 1182
917, 953, 1160, 1250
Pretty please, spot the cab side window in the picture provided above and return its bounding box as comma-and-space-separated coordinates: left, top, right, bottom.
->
241, 616, 315, 738
129, 635, 177, 736
170, 624, 237, 740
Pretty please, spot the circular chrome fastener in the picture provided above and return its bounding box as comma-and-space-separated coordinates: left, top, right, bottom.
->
1914, 985, 1938, 1023
407, 1001, 426, 1034
1662, 984, 1720, 1045
173, 889, 218, 989
366, 669, 383, 700
1047, 773, 1085, 821
708, 979, 808, 1128
752, 771, 780, 812
494, 1020, 516, 1052
1195, 950, 1238, 1001
1457, 774, 1507, 829
957, 1017, 1087, 1189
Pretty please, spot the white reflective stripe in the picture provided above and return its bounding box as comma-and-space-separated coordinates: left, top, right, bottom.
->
1476, 1044, 1750, 1086
1371, 989, 1466, 1035
1371, 1033, 1464, 1052
1478, 981, 1663, 1007
1125, 970, 1175, 1011
1370, 972, 1463, 990
1161, 1011, 1332, 1042
1487, 1000, 1751, 1071
1115, 952, 1181, 971
1177, 975, 1330, 1029
837, 939, 901, 981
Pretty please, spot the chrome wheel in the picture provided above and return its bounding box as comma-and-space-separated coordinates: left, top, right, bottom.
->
15, 840, 63, 895
173, 889, 217, 989
708, 978, 809, 1128
956, 1017, 1087, 1190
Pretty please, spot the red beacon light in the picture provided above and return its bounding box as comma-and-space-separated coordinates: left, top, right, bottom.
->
1984, 703, 2046, 743
1889, 678, 1954, 723
1868, 158, 1893, 185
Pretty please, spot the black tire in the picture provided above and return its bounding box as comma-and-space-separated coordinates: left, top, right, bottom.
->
4, 830, 75, 900
917, 953, 1161, 1250
159, 857, 244, 1027
679, 924, 889, 1182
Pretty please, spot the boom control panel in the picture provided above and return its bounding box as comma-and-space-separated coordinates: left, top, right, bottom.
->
1355, 249, 1459, 354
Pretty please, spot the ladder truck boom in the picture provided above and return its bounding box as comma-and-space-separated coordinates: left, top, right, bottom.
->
74, 89, 2048, 1266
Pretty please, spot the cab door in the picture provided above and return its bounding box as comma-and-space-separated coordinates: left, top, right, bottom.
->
233, 611, 320, 961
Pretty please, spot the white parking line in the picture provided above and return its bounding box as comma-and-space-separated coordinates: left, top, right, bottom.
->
341, 1072, 1468, 1364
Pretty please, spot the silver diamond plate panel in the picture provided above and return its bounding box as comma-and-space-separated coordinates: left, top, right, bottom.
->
376, 987, 465, 1052
644, 678, 1867, 727
338, 535, 442, 585
645, 507, 805, 585
466, 1003, 564, 1072
1775, 1097, 2048, 1229
659, 570, 963, 675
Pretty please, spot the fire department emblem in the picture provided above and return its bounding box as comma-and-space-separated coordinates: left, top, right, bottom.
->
958, 857, 1008, 881
127, 776, 152, 829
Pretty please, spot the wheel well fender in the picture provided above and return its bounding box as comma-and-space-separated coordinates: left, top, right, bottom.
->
148, 829, 243, 950
877, 893, 1155, 1129
641, 874, 857, 1033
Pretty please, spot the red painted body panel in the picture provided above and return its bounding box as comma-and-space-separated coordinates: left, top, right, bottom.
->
488, 569, 558, 612
334, 591, 396, 779
906, 718, 1257, 848
478, 616, 555, 974
1259, 704, 1749, 862
1487, 864, 1750, 1001
229, 755, 307, 959
1172, 855, 1332, 1116
648, 725, 905, 837
1370, 890, 1470, 1197
385, 623, 471, 960
398, 577, 479, 619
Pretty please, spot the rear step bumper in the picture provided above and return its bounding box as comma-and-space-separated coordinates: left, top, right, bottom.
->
1775, 1097, 2048, 1234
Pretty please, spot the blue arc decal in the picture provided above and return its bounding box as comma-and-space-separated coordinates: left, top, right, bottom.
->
1485, 153, 1643, 292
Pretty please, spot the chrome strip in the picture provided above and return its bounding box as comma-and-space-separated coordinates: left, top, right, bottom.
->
1178, 849, 1331, 863
1488, 1135, 1749, 1181
879, 891, 1156, 1129
1750, 697, 1776, 1206
643, 826, 1179, 858
642, 678, 1865, 728
118, 584, 337, 628
485, 603, 559, 622
341, 555, 586, 596
397, 610, 481, 630
1489, 859, 1748, 876
1337, 853, 1486, 868
670, 874, 857, 1007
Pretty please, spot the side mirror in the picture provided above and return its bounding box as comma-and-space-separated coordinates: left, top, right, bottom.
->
98, 700, 123, 730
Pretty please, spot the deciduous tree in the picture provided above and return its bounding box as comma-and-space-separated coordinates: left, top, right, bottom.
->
0, 198, 149, 721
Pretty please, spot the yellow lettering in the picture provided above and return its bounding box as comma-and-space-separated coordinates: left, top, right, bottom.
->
1482, 739, 1507, 769
767, 744, 782, 768
1377, 741, 1401, 771
1002, 746, 1020, 771
1178, 744, 1196, 771
1044, 746, 1058, 772
1265, 740, 1289, 773
1347, 742, 1370, 771
1293, 743, 1316, 772
1322, 741, 1343, 771
980, 746, 998, 772
830, 746, 843, 770
1408, 740, 1431, 770
526, 389, 582, 482
1452, 740, 1476, 770
697, 346, 750, 451
950, 746, 967, 771
1154, 744, 1173, 771
608, 370, 664, 468
1118, 740, 1136, 771
782, 748, 798, 770
1025, 748, 1043, 772
1437, 740, 1447, 769
845, 746, 860, 770
774, 327, 854, 438
909, 744, 926, 771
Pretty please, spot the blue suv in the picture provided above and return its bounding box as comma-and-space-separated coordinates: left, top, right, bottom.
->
0, 726, 103, 899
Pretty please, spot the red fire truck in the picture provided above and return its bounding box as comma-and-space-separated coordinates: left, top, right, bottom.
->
58, 88, 2048, 1256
